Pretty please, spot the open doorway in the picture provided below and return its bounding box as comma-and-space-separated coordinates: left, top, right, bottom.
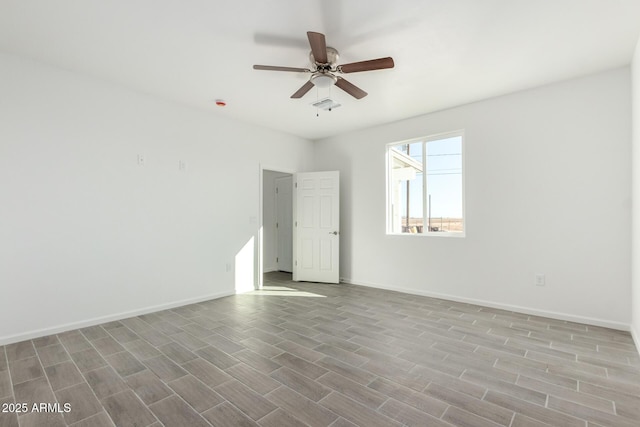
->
262, 169, 293, 279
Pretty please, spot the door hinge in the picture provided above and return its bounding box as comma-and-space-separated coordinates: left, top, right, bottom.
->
295, 260, 297, 266
295, 221, 297, 227
295, 182, 298, 188
276, 187, 279, 194
276, 257, 279, 263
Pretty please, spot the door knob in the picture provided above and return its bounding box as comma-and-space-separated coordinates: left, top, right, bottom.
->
329, 231, 339, 235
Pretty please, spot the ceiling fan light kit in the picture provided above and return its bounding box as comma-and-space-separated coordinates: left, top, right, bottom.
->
311, 73, 337, 88
253, 31, 394, 100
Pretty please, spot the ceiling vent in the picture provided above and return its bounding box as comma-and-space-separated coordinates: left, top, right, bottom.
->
311, 98, 341, 111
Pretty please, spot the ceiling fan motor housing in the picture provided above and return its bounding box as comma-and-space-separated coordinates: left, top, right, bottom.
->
310, 47, 339, 68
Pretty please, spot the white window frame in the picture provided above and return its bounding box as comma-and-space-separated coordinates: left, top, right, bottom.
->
386, 130, 465, 237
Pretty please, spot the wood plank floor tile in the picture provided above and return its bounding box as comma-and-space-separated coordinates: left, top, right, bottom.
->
142, 355, 187, 382
149, 395, 209, 427
258, 408, 307, 427
69, 348, 107, 373
12, 376, 55, 414
0, 396, 18, 427
70, 411, 117, 427
1, 272, 638, 426
44, 362, 84, 391
107, 327, 140, 344
315, 356, 376, 385
32, 336, 60, 349
91, 337, 125, 357
78, 326, 109, 342
379, 398, 453, 427
442, 406, 504, 427
54, 383, 102, 425
547, 395, 637, 427
226, 363, 281, 395
8, 357, 43, 385
84, 366, 128, 399
264, 386, 338, 427
270, 367, 331, 402
125, 370, 173, 405
234, 349, 281, 373
5, 341, 36, 362
424, 382, 514, 426
516, 375, 614, 413
202, 401, 259, 427
0, 371, 12, 399
195, 346, 240, 370
319, 392, 401, 427
167, 375, 224, 413
367, 377, 448, 417
272, 352, 328, 379
182, 358, 232, 388
274, 340, 323, 362
36, 344, 70, 368
214, 380, 277, 420
121, 340, 161, 361
202, 332, 246, 354
57, 332, 92, 354
17, 412, 65, 427
101, 390, 156, 427
157, 342, 198, 365
461, 369, 547, 406
317, 371, 387, 409
484, 390, 585, 427
242, 337, 285, 359
103, 352, 145, 378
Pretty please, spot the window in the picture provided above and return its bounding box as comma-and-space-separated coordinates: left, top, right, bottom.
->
387, 131, 464, 235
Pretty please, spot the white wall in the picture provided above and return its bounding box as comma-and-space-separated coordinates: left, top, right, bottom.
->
314, 68, 632, 329
0, 53, 314, 344
632, 38, 640, 347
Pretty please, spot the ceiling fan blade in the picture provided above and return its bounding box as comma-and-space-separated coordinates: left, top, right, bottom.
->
335, 77, 367, 99
307, 31, 328, 63
253, 65, 310, 72
339, 57, 395, 73
291, 81, 315, 99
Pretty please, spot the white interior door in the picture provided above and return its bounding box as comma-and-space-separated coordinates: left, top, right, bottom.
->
275, 175, 293, 273
293, 171, 340, 283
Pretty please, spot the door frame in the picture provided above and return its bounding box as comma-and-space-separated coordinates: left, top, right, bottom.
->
259, 164, 295, 289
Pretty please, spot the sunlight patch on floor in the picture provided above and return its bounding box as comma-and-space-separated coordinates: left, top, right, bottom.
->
244, 285, 326, 298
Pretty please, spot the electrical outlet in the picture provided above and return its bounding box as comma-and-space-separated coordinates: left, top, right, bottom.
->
179, 160, 187, 171
535, 274, 546, 286
137, 154, 145, 166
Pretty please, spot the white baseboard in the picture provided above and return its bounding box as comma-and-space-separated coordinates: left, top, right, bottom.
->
631, 324, 640, 356
341, 277, 631, 332
0, 290, 235, 346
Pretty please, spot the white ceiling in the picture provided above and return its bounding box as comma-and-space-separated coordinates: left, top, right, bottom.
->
1, 0, 640, 140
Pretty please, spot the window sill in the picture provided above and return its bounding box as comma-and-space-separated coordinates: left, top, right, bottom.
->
386, 231, 465, 238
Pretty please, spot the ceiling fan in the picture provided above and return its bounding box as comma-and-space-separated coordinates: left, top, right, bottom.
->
253, 31, 394, 100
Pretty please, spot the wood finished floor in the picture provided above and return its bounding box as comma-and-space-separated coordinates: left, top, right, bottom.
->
1, 272, 639, 427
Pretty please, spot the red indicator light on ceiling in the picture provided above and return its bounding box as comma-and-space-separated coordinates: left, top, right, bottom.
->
215, 99, 226, 107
